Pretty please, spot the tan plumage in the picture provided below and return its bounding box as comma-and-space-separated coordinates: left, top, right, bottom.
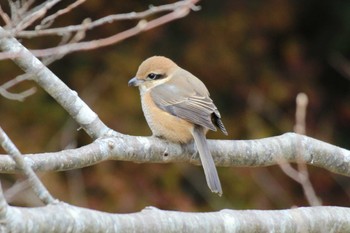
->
129, 56, 227, 195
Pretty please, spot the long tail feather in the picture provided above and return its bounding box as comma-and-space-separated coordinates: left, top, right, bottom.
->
192, 125, 222, 196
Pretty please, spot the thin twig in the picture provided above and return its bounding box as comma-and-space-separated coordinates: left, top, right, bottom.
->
38, 0, 86, 30
0, 72, 36, 101
0, 86, 36, 101
0, 5, 11, 27
14, 0, 61, 32
0, 73, 29, 90
16, 0, 37, 18
8, 0, 20, 24
295, 93, 321, 206
294, 93, 307, 135
39, 19, 89, 64
4, 179, 32, 203
278, 93, 321, 206
14, 0, 200, 38
0, 127, 57, 205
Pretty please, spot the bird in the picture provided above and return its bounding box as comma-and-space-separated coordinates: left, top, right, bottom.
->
128, 56, 227, 196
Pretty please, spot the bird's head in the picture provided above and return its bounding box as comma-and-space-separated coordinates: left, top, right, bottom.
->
128, 56, 178, 92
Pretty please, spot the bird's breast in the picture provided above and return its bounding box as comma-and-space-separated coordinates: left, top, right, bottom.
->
141, 91, 194, 143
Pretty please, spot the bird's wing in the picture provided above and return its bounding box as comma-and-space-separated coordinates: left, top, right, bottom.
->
150, 69, 220, 131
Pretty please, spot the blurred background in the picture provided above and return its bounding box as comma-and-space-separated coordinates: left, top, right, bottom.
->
1, 0, 350, 212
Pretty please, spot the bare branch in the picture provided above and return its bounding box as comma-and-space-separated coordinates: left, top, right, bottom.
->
14, 0, 61, 32
0, 127, 56, 204
4, 179, 31, 203
0, 73, 29, 90
0, 133, 348, 178
8, 1, 20, 23
278, 93, 322, 206
38, 0, 86, 30
13, 0, 36, 20
0, 5, 11, 27
1, 204, 350, 232
0, 86, 36, 101
15, 0, 200, 38
294, 93, 321, 206
294, 93, 308, 135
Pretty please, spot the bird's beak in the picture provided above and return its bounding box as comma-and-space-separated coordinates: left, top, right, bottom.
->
128, 77, 143, 87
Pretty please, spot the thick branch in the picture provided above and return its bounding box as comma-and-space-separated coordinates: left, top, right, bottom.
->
2, 204, 349, 232
0, 133, 348, 177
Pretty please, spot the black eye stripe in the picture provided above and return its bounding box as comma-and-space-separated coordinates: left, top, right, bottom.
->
147, 73, 164, 80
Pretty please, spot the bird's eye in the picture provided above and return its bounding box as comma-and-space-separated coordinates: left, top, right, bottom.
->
147, 73, 163, 80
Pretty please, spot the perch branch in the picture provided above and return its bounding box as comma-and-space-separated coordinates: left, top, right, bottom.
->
0, 133, 348, 177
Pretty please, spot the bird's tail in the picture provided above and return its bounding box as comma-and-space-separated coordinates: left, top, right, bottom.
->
192, 125, 222, 196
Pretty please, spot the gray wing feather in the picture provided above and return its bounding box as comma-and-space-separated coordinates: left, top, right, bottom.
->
151, 69, 220, 131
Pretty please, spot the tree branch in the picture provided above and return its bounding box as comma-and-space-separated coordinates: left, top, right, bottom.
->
278, 93, 321, 206
0, 133, 348, 178
1, 204, 349, 232
14, 0, 61, 32
38, 0, 86, 30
